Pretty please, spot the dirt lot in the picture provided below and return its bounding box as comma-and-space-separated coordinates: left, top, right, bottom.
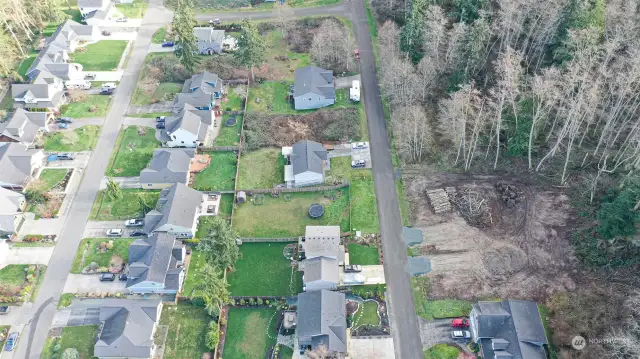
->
405, 170, 579, 301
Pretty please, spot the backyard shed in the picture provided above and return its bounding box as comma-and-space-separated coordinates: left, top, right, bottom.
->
236, 191, 246, 203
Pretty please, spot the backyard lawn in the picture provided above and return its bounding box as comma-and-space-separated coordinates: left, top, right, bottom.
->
224, 308, 278, 359
89, 189, 160, 221
232, 189, 350, 238
412, 277, 472, 321
262, 30, 310, 80
17, 51, 38, 78
160, 303, 210, 359
115, 0, 148, 18
423, 344, 461, 359
237, 148, 285, 189
132, 82, 181, 105
192, 152, 237, 191
195, 196, 234, 233
61, 95, 111, 118
353, 300, 380, 328
215, 115, 243, 146
71, 40, 128, 71
70, 238, 135, 274
38, 169, 68, 191
44, 126, 100, 152
107, 126, 160, 176
182, 250, 205, 296
223, 86, 246, 112
246, 81, 295, 113
0, 265, 27, 288
348, 243, 379, 265
227, 243, 302, 296
41, 326, 99, 359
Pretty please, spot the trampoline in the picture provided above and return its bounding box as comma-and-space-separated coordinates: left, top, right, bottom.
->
308, 204, 325, 219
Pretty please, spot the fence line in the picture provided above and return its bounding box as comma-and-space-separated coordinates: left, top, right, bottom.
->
239, 237, 298, 243
197, 146, 240, 152
236, 183, 348, 194
230, 76, 250, 228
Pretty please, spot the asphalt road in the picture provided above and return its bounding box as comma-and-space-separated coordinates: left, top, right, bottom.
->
15, 1, 172, 358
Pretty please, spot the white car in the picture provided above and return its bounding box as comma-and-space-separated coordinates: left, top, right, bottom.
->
451, 330, 471, 339
352, 142, 368, 150
106, 229, 123, 237
102, 82, 117, 90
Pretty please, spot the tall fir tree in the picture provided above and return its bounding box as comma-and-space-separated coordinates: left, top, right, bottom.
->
172, 0, 199, 72
234, 18, 265, 81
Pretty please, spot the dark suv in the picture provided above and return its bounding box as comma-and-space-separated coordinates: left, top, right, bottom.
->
99, 273, 116, 282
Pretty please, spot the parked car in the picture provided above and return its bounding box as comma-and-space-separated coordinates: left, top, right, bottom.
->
100, 273, 116, 282
156, 121, 165, 129
351, 159, 366, 168
101, 30, 111, 36
56, 153, 75, 160
130, 230, 146, 237
125, 218, 144, 227
352, 142, 368, 150
115, 17, 128, 22
55, 117, 73, 124
452, 318, 470, 328
84, 73, 97, 80
118, 274, 128, 281
57, 123, 69, 129
65, 80, 91, 90
100, 88, 114, 95
0, 306, 9, 315
156, 116, 166, 122
209, 18, 221, 25
4, 332, 18, 351
451, 330, 471, 339
106, 229, 124, 237
102, 82, 117, 91
161, 41, 174, 47
344, 264, 362, 273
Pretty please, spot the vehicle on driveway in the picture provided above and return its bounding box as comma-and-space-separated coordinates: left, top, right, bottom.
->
106, 229, 123, 237
351, 159, 366, 168
64, 80, 91, 90
452, 318, 470, 328
102, 30, 111, 36
130, 230, 146, 237
57, 123, 69, 129
156, 116, 166, 121
352, 142, 368, 150
125, 218, 144, 227
162, 41, 174, 47
156, 121, 165, 129
5, 332, 19, 351
451, 330, 471, 339
102, 82, 117, 90
0, 306, 9, 315
84, 73, 97, 80
118, 274, 128, 281
100, 273, 116, 282
209, 18, 221, 25
100, 88, 114, 95
56, 117, 73, 124
344, 264, 362, 273
55, 153, 75, 160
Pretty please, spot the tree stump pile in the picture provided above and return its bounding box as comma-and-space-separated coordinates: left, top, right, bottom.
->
426, 188, 452, 214
495, 181, 524, 208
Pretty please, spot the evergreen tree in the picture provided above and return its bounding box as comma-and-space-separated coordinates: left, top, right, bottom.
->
190, 264, 232, 317
172, 0, 199, 72
197, 217, 240, 271
106, 177, 122, 201
234, 18, 265, 81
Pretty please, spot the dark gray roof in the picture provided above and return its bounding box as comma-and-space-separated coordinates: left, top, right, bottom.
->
297, 290, 347, 353
164, 104, 212, 141
0, 187, 24, 214
66, 298, 161, 358
143, 183, 202, 234
291, 140, 327, 175
294, 66, 335, 100
140, 149, 195, 185
403, 227, 423, 246
303, 257, 339, 286
79, 0, 109, 8
172, 92, 213, 112
193, 28, 225, 45
127, 233, 184, 288
182, 71, 222, 97
0, 144, 43, 187
1, 109, 49, 144
474, 300, 548, 359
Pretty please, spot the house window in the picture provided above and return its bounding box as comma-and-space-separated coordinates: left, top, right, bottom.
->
181, 141, 184, 144
172, 135, 176, 140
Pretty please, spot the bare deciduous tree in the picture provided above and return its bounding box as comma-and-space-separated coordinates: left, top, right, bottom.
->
310, 19, 356, 74
392, 105, 434, 163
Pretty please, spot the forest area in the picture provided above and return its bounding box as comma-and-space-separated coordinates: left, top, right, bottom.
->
370, 0, 640, 357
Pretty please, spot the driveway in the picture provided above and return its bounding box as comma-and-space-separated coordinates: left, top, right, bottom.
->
63, 274, 127, 295
127, 101, 173, 115
83, 220, 132, 237
52, 307, 101, 328
48, 117, 103, 131
0, 247, 54, 268
148, 43, 174, 53
45, 152, 91, 168
98, 19, 144, 27
351, 143, 372, 169
419, 318, 474, 353
100, 32, 138, 41
335, 74, 361, 89
123, 117, 156, 127
81, 71, 124, 81
349, 338, 396, 359
99, 176, 141, 189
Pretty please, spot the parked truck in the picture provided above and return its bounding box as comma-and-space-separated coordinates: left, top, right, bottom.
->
125, 218, 144, 227
64, 80, 91, 90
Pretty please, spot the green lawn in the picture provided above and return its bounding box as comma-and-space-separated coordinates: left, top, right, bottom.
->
215, 115, 243, 146
29, 266, 47, 302
280, 346, 294, 359
160, 303, 210, 359
423, 344, 461, 359
348, 243, 379, 265
195, 196, 234, 234
228, 243, 302, 296
38, 169, 68, 191
58, 293, 74, 309
237, 148, 285, 189
61, 95, 111, 118
12, 241, 56, 247
107, 126, 160, 176
89, 189, 160, 221
412, 277, 473, 320
0, 265, 27, 288
353, 300, 380, 328
199, 0, 337, 11
44, 126, 100, 152
232, 189, 350, 238
0, 91, 14, 112
70, 238, 134, 274
132, 82, 182, 105
58, 326, 99, 359
182, 250, 205, 296
71, 40, 128, 71
262, 29, 311, 81
224, 308, 278, 359
192, 152, 237, 191
246, 81, 295, 113
17, 52, 38, 79
223, 86, 246, 112
115, 0, 148, 18
152, 26, 168, 44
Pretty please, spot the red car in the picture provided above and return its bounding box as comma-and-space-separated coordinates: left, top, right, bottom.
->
452, 318, 470, 328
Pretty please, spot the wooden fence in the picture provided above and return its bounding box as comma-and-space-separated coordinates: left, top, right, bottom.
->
239, 237, 298, 243
230, 77, 250, 228
236, 183, 348, 194
197, 146, 240, 152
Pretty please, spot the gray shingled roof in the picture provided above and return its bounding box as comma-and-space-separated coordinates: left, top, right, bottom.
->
182, 71, 222, 97
0, 144, 42, 187
0, 109, 49, 144
0, 214, 19, 234
143, 183, 202, 234
303, 226, 340, 259
165, 104, 212, 141
297, 290, 347, 353
85, 2, 113, 21
127, 233, 184, 288
79, 0, 108, 8
474, 300, 548, 359
291, 140, 327, 176
0, 187, 25, 214
172, 92, 213, 112
193, 28, 225, 45
303, 257, 339, 287
67, 298, 161, 358
294, 66, 335, 99
140, 149, 195, 185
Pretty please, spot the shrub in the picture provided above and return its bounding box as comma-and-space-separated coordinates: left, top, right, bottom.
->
265, 300, 270, 305
205, 321, 220, 350
106, 241, 114, 250
239, 299, 246, 306
248, 298, 256, 306
99, 242, 107, 250
256, 298, 263, 305
53, 343, 62, 353
148, 55, 190, 83
62, 348, 79, 359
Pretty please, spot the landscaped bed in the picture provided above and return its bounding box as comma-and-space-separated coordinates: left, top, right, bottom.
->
0, 264, 45, 304
159, 303, 210, 359
348, 243, 379, 265
70, 238, 134, 274
191, 151, 237, 191
227, 242, 302, 296
61, 95, 112, 118
38, 169, 68, 191
215, 115, 243, 146
224, 307, 278, 359
353, 300, 380, 328
89, 189, 160, 221
423, 344, 461, 359
41, 325, 99, 359
232, 189, 350, 238
44, 126, 100, 152
107, 126, 161, 176
71, 40, 128, 71
236, 148, 285, 189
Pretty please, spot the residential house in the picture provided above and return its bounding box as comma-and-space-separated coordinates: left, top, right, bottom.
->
12, 71, 66, 111
159, 104, 213, 148
470, 300, 548, 359
140, 149, 195, 189
0, 187, 26, 239
173, 71, 224, 112
293, 66, 335, 110
65, 298, 162, 359
300, 226, 342, 292
84, 2, 116, 26
0, 109, 52, 147
194, 27, 225, 55
297, 290, 348, 354
79, 0, 112, 17
143, 183, 202, 238
284, 140, 327, 187
0, 143, 45, 190
126, 233, 186, 295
